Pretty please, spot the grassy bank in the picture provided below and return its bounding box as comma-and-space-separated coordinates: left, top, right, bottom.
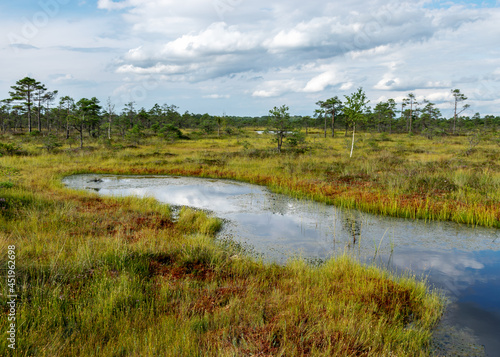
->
0, 133, 445, 356
2, 129, 499, 227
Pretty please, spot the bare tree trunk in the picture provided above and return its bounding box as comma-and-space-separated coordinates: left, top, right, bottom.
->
350, 123, 356, 158
80, 114, 84, 148
28, 92, 32, 133
331, 110, 335, 138
453, 99, 457, 134
409, 102, 413, 134
37, 99, 42, 132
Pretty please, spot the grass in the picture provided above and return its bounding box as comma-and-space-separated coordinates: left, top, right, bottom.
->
16, 129, 495, 228
0, 129, 448, 355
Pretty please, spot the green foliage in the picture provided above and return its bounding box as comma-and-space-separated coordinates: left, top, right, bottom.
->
0, 142, 22, 156
269, 104, 291, 153
199, 114, 215, 134
316, 96, 343, 137
126, 124, 144, 145
151, 122, 161, 133
159, 124, 182, 140
43, 134, 62, 152
286, 130, 306, 148
344, 88, 370, 157
0, 181, 13, 188
344, 87, 370, 129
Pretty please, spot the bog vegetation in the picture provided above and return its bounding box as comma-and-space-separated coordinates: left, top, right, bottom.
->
0, 77, 499, 355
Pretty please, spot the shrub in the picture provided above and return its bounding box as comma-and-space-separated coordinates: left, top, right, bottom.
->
0, 142, 22, 156
0, 181, 14, 188
43, 134, 63, 152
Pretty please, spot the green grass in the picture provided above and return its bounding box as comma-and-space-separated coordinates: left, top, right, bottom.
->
34, 129, 498, 228
0, 131, 446, 356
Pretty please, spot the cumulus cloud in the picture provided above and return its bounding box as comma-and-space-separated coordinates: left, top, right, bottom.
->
303, 71, 342, 92
159, 22, 260, 58
252, 79, 302, 97
2, 0, 500, 115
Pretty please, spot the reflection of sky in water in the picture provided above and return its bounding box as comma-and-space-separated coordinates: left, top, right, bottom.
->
388, 247, 488, 300
459, 251, 500, 310
63, 174, 498, 259
63, 174, 500, 355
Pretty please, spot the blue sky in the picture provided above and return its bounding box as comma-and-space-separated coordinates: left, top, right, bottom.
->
1, 0, 499, 117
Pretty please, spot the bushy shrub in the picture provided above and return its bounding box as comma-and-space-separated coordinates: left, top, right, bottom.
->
0, 142, 22, 156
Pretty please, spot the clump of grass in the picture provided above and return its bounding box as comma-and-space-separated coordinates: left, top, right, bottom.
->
177, 207, 222, 236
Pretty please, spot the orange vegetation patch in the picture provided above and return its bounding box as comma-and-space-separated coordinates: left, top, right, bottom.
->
359, 278, 418, 323
149, 257, 215, 281
69, 196, 175, 240
191, 285, 245, 315
75, 196, 122, 212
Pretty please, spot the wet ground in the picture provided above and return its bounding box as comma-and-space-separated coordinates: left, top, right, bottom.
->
63, 174, 500, 356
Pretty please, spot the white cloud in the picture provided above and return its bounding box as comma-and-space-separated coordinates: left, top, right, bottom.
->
97, 0, 133, 10
303, 71, 341, 92
340, 82, 355, 91
159, 22, 260, 58
202, 94, 230, 99
374, 75, 402, 91
52, 74, 75, 83
424, 91, 454, 102
252, 79, 302, 97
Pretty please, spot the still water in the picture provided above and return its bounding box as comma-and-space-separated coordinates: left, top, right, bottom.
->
62, 174, 500, 356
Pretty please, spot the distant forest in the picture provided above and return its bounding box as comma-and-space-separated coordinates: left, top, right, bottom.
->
2, 77, 499, 140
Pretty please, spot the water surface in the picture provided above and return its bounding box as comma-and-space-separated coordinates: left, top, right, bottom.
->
63, 174, 500, 356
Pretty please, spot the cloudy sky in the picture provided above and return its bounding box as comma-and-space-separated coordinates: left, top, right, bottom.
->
1, 0, 499, 117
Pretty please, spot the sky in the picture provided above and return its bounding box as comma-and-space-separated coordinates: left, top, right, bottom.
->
1, 0, 499, 117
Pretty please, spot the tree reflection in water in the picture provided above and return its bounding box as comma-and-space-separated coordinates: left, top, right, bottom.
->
341, 210, 363, 250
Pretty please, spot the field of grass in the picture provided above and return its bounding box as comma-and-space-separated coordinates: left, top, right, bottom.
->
3, 129, 499, 227
0, 129, 452, 355
11, 128, 497, 227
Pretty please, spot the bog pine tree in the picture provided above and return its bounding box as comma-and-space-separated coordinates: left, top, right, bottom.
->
9, 77, 42, 133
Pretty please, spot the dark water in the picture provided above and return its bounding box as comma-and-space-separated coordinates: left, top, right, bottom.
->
62, 174, 500, 356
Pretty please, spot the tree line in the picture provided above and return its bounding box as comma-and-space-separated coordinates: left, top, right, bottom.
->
1, 77, 499, 148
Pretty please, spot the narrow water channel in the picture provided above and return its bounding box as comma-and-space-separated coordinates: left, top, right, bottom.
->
62, 174, 500, 356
